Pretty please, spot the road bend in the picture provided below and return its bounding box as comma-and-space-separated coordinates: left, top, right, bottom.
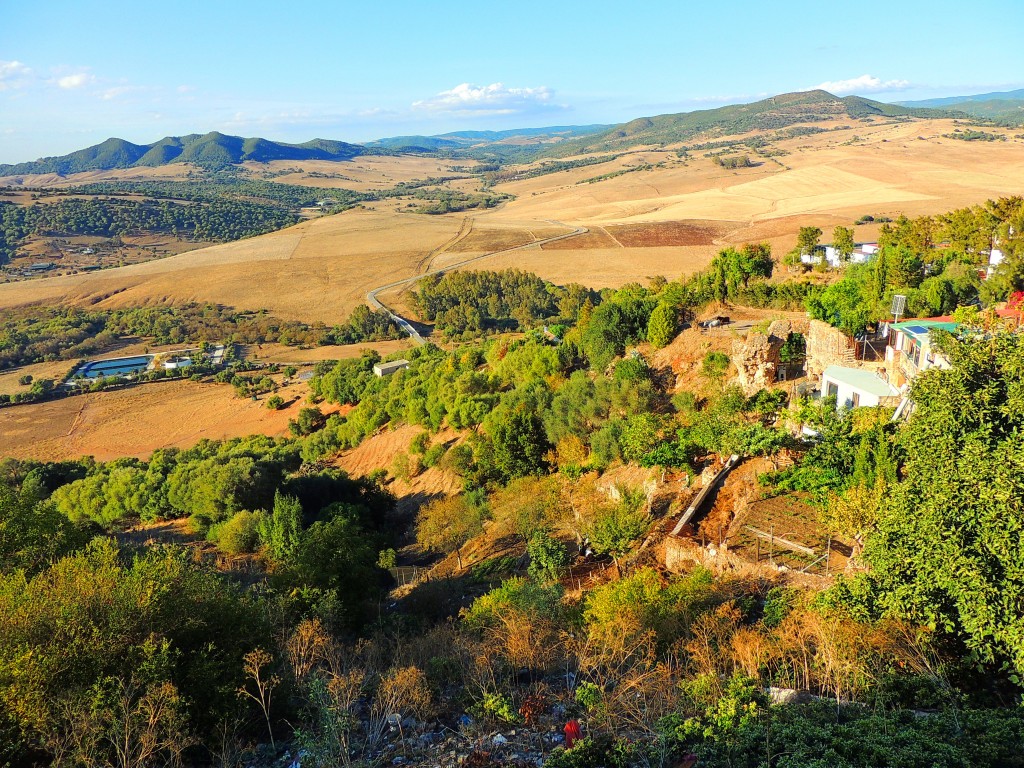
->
365, 220, 587, 345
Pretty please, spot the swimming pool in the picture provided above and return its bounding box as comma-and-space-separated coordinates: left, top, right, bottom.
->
78, 355, 153, 378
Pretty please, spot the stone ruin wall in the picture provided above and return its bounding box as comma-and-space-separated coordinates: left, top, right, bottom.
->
804, 319, 855, 379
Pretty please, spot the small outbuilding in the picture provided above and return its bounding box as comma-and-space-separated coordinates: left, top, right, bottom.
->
373, 359, 410, 377
820, 365, 900, 409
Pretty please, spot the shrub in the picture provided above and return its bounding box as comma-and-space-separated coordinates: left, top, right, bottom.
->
575, 681, 603, 711
422, 443, 447, 468
701, 352, 730, 382
208, 510, 264, 555
527, 530, 569, 582
288, 407, 327, 436
377, 548, 397, 569
266, 395, 285, 410
410, 431, 430, 455
481, 692, 521, 724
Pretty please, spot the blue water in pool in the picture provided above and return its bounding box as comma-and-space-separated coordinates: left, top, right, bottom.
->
80, 355, 153, 378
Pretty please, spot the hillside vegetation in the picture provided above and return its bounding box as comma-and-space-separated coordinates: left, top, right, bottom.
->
899, 88, 1024, 124
538, 90, 965, 156
3, 298, 1024, 767
0, 132, 368, 175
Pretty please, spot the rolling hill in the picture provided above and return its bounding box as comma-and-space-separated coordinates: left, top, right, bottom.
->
0, 90, 972, 177
897, 88, 1024, 124
0, 132, 368, 175
537, 90, 966, 156
367, 124, 610, 153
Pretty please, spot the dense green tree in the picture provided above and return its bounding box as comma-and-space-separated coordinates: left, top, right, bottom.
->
491, 407, 551, 480
0, 481, 92, 574
526, 530, 569, 582
259, 491, 303, 562
797, 226, 822, 256
0, 540, 271, 762
832, 225, 855, 260
289, 407, 328, 437
646, 302, 678, 348
850, 333, 1024, 675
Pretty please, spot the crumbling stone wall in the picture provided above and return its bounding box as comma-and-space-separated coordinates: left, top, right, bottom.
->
805, 319, 855, 378
731, 319, 793, 395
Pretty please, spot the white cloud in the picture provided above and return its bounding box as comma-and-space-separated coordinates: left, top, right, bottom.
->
55, 72, 94, 90
101, 85, 147, 100
413, 82, 559, 114
808, 74, 911, 95
0, 60, 32, 91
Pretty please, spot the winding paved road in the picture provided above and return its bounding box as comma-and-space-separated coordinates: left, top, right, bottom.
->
366, 220, 587, 345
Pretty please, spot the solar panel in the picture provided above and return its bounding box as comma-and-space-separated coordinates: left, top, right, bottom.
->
905, 325, 929, 335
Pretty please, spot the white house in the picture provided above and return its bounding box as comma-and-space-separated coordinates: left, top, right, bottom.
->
373, 359, 410, 377
801, 243, 879, 268
820, 365, 900, 409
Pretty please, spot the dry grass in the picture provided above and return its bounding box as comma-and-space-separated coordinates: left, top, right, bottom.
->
243, 155, 479, 192
1, 117, 1021, 326
331, 424, 464, 504
0, 210, 466, 322
0, 360, 78, 396
478, 244, 719, 287
245, 339, 413, 364
0, 163, 195, 188
0, 378, 341, 462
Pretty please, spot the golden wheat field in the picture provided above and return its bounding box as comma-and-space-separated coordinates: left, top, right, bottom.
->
1, 118, 1022, 321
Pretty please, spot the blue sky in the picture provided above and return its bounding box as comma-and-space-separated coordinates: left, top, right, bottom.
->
1, 0, 1022, 163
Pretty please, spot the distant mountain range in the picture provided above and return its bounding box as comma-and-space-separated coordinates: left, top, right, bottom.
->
3, 87, 1014, 177
366, 125, 610, 153
896, 88, 1024, 123
0, 132, 366, 176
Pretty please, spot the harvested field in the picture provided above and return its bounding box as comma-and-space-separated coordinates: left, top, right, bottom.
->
604, 220, 729, 247
444, 226, 537, 254
0, 210, 466, 323
0, 378, 340, 462
476, 244, 719, 288
540, 227, 621, 250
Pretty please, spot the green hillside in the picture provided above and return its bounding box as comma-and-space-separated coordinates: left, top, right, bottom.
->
897, 88, 1024, 123
368, 124, 609, 153
540, 90, 965, 156
0, 132, 368, 175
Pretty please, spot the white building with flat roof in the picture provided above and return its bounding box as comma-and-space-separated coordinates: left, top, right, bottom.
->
820, 365, 900, 409
373, 359, 410, 377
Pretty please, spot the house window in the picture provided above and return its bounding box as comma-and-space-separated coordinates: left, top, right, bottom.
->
826, 382, 839, 398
